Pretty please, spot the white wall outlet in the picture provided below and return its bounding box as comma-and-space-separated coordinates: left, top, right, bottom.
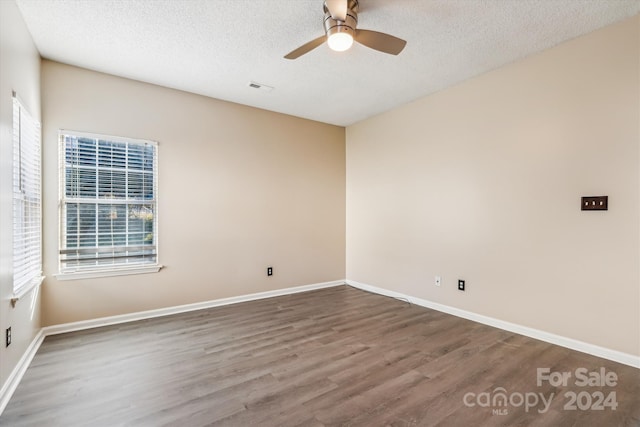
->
435, 275, 441, 287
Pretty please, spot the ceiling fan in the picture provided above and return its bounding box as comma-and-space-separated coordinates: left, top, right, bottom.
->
284, 0, 407, 59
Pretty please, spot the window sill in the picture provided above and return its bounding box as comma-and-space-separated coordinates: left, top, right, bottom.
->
11, 275, 45, 307
54, 265, 163, 281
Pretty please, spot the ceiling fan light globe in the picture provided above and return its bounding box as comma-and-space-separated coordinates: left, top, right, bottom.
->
328, 32, 354, 52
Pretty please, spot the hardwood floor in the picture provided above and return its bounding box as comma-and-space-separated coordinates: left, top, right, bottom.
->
1, 286, 638, 426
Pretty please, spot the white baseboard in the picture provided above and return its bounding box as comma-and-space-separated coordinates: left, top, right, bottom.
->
0, 329, 45, 415
44, 280, 346, 336
346, 280, 640, 369
0, 279, 345, 416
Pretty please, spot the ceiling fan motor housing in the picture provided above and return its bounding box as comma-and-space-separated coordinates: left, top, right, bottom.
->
323, 0, 358, 39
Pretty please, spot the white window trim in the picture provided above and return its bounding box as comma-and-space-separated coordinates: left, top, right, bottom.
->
54, 265, 163, 281
57, 129, 161, 279
11, 276, 44, 306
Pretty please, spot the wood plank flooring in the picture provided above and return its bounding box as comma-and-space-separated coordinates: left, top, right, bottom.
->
1, 285, 638, 426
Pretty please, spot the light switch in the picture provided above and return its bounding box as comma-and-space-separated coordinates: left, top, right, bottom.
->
581, 196, 608, 211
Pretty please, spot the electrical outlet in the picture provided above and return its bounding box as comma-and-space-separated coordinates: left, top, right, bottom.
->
458, 280, 465, 291
267, 266, 273, 276
435, 276, 441, 287
6, 327, 11, 347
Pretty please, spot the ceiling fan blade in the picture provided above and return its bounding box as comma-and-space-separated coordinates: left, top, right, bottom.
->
355, 29, 406, 55
325, 0, 348, 21
284, 35, 327, 60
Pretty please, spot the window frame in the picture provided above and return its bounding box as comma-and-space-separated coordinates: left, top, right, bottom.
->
56, 130, 161, 280
12, 93, 44, 298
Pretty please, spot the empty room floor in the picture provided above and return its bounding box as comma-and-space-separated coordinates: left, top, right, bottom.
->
1, 286, 638, 426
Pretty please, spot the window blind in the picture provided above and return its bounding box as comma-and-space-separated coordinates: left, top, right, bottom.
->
12, 95, 43, 295
59, 131, 158, 273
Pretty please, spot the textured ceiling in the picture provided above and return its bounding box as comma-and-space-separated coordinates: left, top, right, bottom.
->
15, 0, 640, 127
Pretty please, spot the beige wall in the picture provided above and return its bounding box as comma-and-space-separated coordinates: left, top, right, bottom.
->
0, 0, 42, 391
346, 16, 640, 356
41, 61, 345, 325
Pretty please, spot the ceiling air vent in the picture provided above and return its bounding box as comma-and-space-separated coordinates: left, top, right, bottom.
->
248, 81, 274, 92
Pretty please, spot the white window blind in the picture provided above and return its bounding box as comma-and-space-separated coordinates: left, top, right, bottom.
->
59, 131, 158, 274
12, 95, 43, 295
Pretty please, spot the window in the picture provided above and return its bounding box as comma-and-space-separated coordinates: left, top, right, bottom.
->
58, 131, 159, 278
12, 94, 43, 296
